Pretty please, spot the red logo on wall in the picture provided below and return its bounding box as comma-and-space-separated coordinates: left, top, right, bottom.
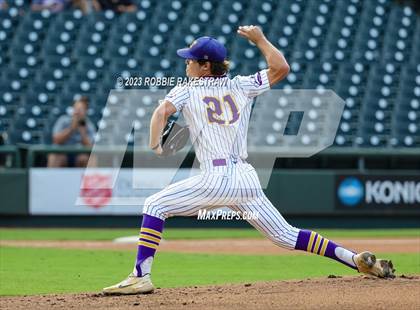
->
80, 174, 113, 208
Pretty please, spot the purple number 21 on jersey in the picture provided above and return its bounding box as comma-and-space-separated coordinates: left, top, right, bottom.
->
203, 94, 240, 125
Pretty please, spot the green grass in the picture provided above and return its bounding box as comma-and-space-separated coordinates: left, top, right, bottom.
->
1, 228, 418, 296
1, 246, 419, 296
0, 228, 419, 241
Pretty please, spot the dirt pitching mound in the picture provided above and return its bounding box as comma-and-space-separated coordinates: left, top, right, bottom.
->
1, 276, 419, 310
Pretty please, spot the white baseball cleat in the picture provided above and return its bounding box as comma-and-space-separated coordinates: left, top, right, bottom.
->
102, 273, 154, 295
354, 251, 395, 278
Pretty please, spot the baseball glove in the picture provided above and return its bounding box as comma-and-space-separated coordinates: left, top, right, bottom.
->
160, 120, 189, 156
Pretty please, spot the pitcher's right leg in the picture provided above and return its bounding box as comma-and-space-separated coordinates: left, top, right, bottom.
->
238, 194, 358, 267
232, 195, 300, 250
234, 194, 395, 277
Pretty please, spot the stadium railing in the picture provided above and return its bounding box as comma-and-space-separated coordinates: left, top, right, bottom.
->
12, 144, 420, 170
0, 145, 21, 168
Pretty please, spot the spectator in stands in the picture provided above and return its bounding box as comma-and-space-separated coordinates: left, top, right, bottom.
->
31, 0, 71, 12
48, 97, 96, 168
0, 0, 8, 10
94, 0, 137, 13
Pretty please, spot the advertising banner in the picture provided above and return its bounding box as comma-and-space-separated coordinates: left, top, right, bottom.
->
336, 174, 420, 210
29, 168, 198, 215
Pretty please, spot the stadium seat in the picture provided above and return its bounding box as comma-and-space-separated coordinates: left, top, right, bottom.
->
0, 0, 419, 149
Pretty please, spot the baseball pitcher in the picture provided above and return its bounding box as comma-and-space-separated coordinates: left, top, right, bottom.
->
103, 26, 395, 295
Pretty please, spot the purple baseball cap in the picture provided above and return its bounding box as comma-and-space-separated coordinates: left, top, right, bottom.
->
177, 36, 227, 62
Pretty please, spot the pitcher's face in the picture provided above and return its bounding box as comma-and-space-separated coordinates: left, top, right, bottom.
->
185, 59, 211, 78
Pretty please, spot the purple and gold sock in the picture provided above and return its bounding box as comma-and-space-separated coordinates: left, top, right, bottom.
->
295, 229, 357, 269
133, 214, 164, 277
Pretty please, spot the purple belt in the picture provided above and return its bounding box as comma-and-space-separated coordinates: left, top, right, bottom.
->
212, 158, 227, 166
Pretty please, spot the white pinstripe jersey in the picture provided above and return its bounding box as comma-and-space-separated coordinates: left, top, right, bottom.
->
165, 69, 270, 164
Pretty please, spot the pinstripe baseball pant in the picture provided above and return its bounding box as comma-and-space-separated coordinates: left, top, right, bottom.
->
143, 159, 300, 249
